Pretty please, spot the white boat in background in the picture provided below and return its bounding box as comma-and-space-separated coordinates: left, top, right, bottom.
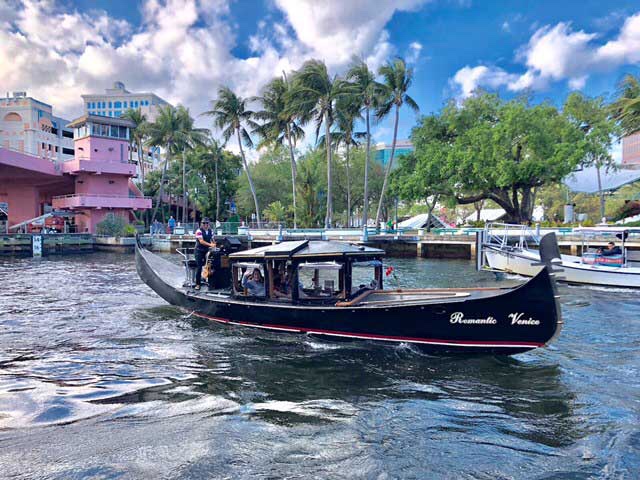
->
479, 223, 640, 288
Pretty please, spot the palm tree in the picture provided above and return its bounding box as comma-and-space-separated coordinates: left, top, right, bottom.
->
204, 86, 261, 225
289, 60, 351, 228
332, 96, 364, 226
611, 74, 640, 136
146, 105, 207, 223
176, 108, 208, 224
346, 59, 385, 229
205, 139, 224, 221
253, 74, 305, 228
121, 108, 148, 187
375, 57, 419, 225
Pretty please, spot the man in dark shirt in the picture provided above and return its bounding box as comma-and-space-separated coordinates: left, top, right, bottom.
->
194, 218, 216, 290
598, 242, 622, 257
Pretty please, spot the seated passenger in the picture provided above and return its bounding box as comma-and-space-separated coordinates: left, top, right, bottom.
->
272, 272, 288, 299
598, 242, 622, 256
242, 268, 265, 296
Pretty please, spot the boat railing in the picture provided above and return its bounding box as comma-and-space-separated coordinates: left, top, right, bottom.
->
176, 247, 197, 286
483, 222, 541, 250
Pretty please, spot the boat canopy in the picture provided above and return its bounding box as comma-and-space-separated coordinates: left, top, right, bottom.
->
573, 227, 640, 235
229, 240, 385, 262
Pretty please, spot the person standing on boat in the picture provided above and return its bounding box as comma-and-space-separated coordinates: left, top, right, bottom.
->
168, 216, 176, 234
194, 217, 216, 290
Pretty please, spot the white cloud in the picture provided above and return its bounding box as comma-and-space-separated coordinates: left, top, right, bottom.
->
450, 65, 518, 98
273, 0, 429, 68
0, 0, 427, 139
406, 41, 423, 64
451, 11, 640, 98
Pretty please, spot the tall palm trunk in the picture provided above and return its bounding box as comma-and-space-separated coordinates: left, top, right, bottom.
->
345, 140, 351, 227
363, 106, 371, 229
151, 143, 171, 223
215, 157, 220, 222
376, 103, 400, 224
182, 150, 187, 225
237, 128, 261, 226
324, 110, 333, 228
596, 163, 605, 221
286, 125, 298, 229
137, 141, 145, 188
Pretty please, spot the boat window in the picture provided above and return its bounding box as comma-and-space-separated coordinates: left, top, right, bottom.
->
351, 260, 382, 293
297, 262, 344, 300
268, 260, 295, 301
232, 262, 265, 298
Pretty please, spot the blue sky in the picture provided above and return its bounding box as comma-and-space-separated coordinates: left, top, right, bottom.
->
2, 0, 639, 151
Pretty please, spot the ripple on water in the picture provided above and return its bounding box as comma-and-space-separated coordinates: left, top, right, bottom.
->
0, 253, 638, 479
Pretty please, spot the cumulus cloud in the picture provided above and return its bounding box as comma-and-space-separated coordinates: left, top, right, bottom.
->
450, 65, 518, 98
273, 0, 429, 68
0, 0, 426, 136
406, 41, 423, 64
451, 11, 640, 98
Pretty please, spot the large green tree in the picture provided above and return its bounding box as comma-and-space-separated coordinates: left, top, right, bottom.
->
235, 146, 293, 222
410, 93, 591, 223
375, 57, 419, 224
204, 86, 261, 225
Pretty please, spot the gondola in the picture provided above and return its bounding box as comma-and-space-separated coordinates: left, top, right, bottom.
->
135, 233, 564, 355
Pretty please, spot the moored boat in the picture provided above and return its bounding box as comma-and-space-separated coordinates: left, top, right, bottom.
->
136, 234, 564, 355
481, 224, 640, 288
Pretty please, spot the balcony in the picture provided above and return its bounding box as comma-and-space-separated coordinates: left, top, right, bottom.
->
52, 194, 152, 210
61, 157, 137, 176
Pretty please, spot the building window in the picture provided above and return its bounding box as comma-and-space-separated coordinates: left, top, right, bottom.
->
114, 110, 121, 117
123, 101, 127, 108
108, 101, 112, 108
114, 101, 122, 108
62, 147, 74, 155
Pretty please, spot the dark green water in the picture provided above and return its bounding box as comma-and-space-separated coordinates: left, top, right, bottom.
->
0, 253, 639, 479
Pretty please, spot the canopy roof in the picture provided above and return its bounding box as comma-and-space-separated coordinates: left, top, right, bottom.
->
229, 240, 385, 260
564, 166, 640, 194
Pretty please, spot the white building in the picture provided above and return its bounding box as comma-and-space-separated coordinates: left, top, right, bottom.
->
82, 82, 172, 176
1, 91, 74, 161
81, 81, 171, 122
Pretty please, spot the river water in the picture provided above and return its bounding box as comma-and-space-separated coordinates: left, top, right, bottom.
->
0, 253, 638, 479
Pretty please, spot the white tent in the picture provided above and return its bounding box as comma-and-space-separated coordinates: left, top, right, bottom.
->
564, 166, 640, 194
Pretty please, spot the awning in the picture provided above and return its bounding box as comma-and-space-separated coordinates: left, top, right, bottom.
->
564, 166, 640, 194
8, 211, 76, 230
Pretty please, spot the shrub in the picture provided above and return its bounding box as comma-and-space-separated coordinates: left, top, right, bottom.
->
123, 224, 138, 237
96, 213, 127, 237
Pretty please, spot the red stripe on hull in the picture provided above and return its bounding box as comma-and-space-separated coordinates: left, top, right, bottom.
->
193, 313, 544, 349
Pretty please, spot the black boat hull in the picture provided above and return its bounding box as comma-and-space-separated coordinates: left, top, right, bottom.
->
135, 239, 562, 355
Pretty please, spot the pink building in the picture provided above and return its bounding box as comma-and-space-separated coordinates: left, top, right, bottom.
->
622, 132, 640, 166
0, 114, 151, 233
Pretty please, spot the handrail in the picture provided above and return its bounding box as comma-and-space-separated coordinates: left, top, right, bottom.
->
52, 193, 152, 200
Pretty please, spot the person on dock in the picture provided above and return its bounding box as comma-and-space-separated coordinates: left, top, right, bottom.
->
598, 241, 622, 257
194, 217, 216, 291
168, 216, 176, 234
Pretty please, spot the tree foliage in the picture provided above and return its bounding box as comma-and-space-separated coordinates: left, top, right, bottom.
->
405, 93, 594, 223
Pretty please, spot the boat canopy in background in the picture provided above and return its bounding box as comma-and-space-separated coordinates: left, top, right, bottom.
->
564, 166, 640, 194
